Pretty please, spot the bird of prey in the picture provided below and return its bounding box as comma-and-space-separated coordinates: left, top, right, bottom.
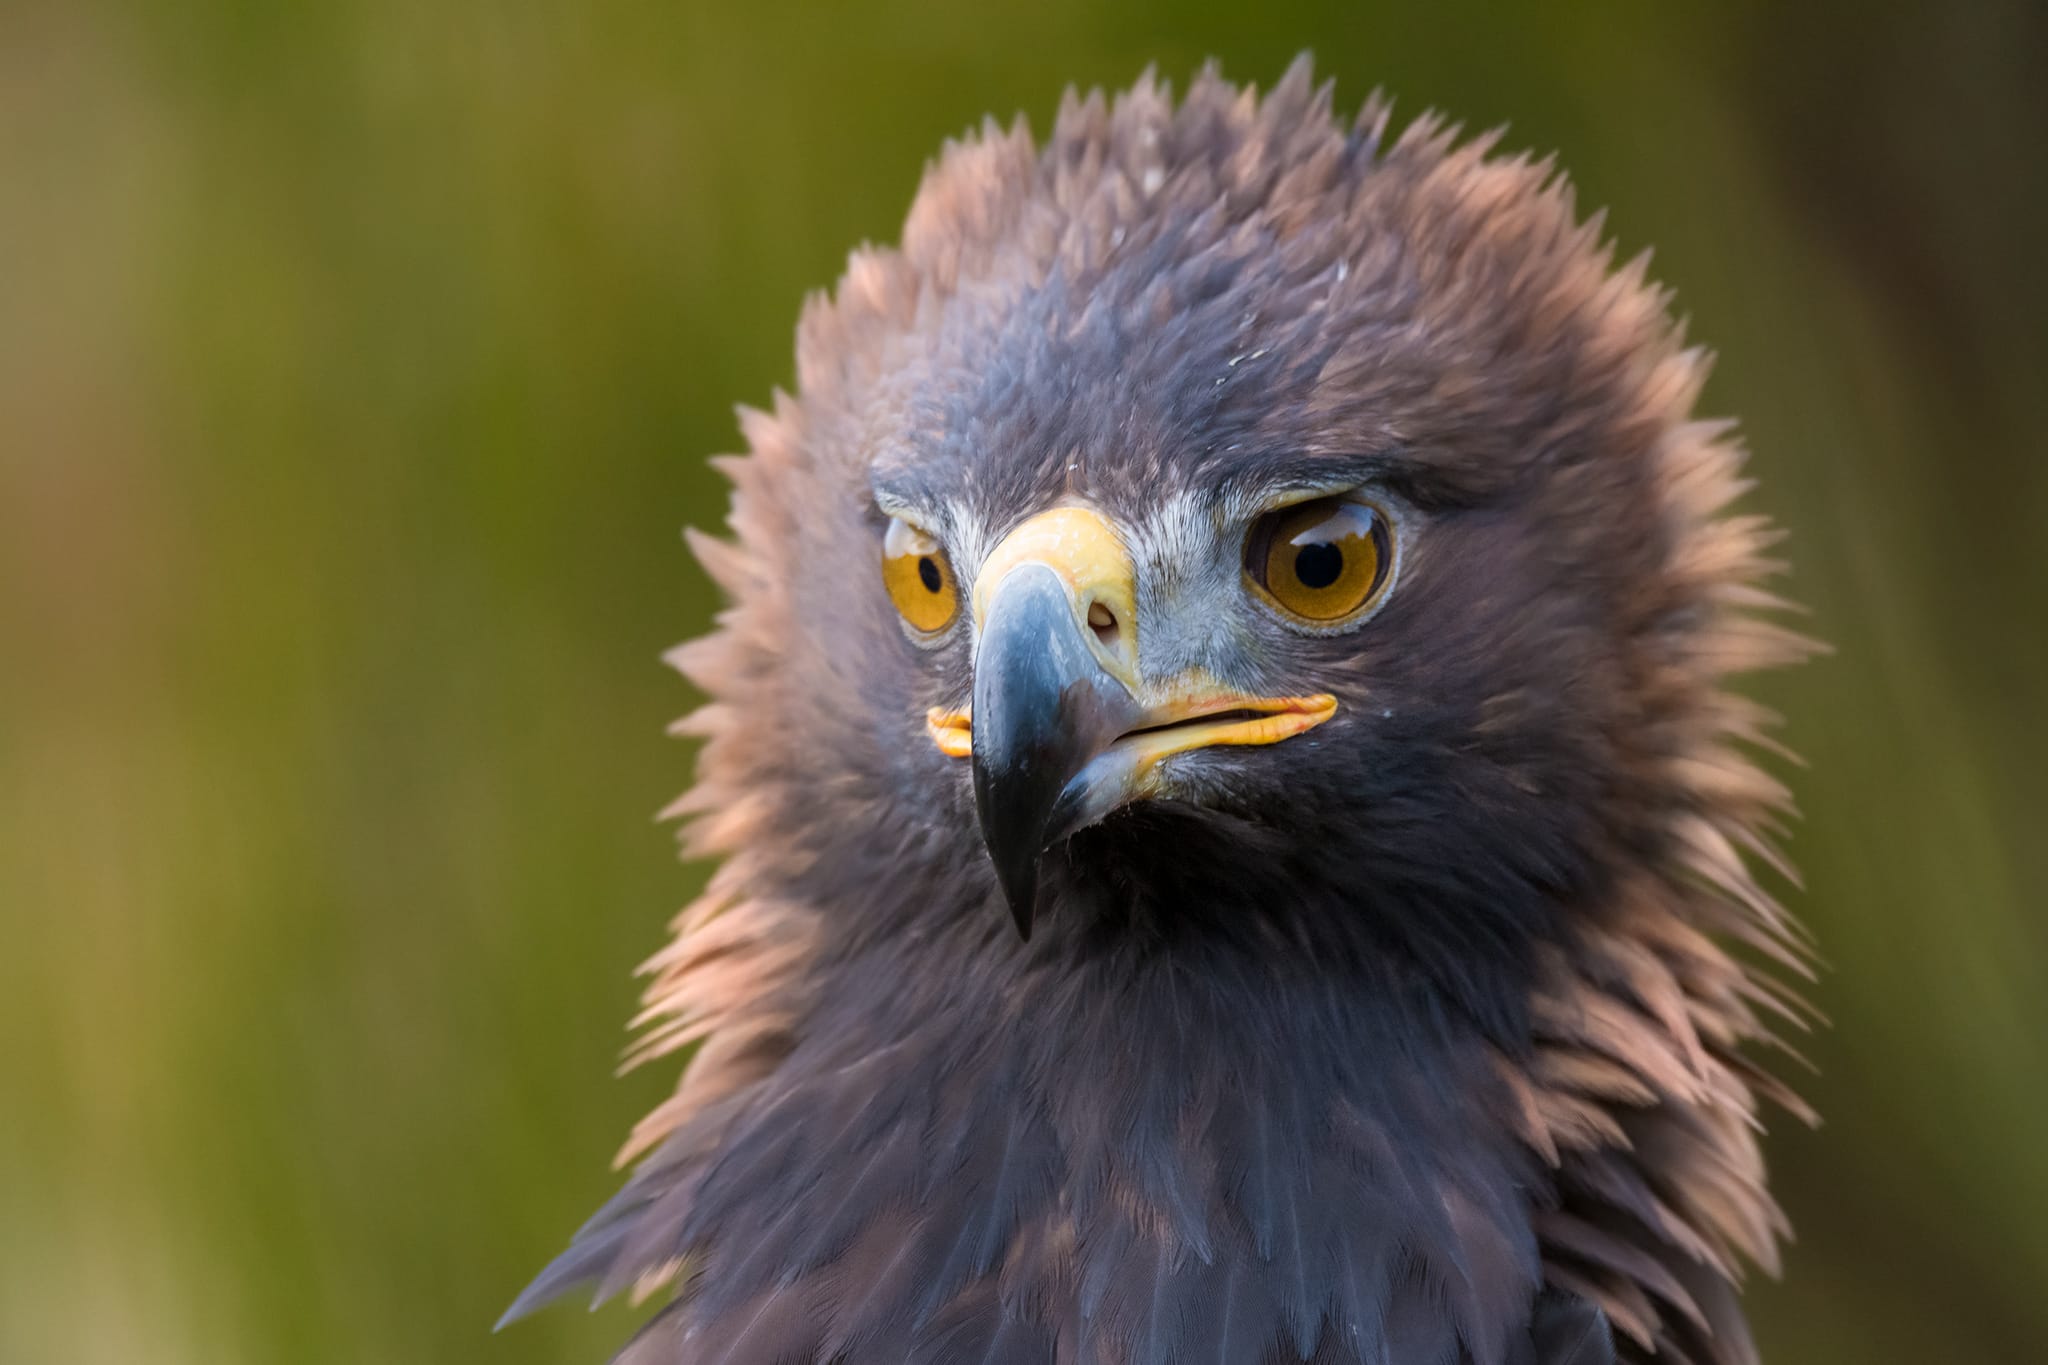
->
505, 58, 1817, 1365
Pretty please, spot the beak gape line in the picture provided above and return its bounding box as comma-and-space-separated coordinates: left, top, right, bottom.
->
931, 506, 1336, 939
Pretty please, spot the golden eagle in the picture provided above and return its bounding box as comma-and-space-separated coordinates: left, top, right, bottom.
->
506, 57, 1816, 1365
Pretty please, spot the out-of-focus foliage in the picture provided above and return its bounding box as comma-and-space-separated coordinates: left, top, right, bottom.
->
2, 2, 2042, 1361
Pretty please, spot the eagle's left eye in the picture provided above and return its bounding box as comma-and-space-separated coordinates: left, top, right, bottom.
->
1245, 496, 1395, 626
882, 516, 960, 635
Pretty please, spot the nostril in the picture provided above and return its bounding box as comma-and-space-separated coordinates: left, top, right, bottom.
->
1086, 601, 1120, 648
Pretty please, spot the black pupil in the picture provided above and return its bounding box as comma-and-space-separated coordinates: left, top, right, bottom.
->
916, 556, 943, 593
1293, 540, 1343, 590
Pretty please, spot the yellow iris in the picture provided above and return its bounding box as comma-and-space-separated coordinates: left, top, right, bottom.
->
882, 516, 959, 633
1248, 497, 1392, 623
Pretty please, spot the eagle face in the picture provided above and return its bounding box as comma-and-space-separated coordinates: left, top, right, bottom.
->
512, 59, 1813, 1365
773, 89, 1694, 985
863, 275, 1620, 972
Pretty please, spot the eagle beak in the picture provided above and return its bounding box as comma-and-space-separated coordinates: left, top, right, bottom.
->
936, 507, 1336, 940
967, 559, 1144, 938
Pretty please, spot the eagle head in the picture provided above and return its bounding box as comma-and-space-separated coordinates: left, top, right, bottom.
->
509, 57, 1816, 1365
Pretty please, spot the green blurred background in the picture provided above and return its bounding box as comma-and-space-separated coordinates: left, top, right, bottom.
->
4, 2, 2044, 1361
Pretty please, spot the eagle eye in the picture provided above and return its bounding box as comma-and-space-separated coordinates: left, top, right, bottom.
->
882, 516, 960, 635
1245, 496, 1395, 626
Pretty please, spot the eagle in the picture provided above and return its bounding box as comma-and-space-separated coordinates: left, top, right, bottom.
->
504, 57, 1817, 1365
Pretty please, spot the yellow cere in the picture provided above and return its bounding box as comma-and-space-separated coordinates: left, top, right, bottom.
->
970, 505, 1137, 661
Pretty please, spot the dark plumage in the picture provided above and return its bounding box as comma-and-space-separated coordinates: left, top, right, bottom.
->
506, 58, 1817, 1365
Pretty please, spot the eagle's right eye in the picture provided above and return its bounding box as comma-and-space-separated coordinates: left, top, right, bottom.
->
882, 516, 960, 635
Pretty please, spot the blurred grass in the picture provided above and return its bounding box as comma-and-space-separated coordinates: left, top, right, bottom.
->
2, 1, 2044, 1361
